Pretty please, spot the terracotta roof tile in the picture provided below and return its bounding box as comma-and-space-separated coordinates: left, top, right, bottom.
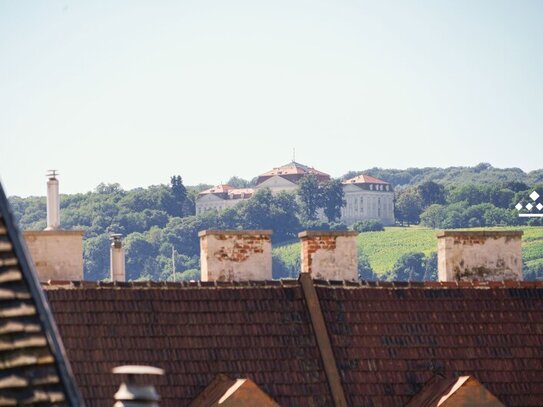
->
39, 279, 543, 406
256, 161, 331, 186
316, 284, 543, 406
45, 284, 332, 407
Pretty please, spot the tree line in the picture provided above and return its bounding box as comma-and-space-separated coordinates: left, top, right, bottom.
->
395, 179, 543, 228
8, 163, 543, 281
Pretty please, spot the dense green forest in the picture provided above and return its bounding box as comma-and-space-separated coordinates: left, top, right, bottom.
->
9, 163, 543, 281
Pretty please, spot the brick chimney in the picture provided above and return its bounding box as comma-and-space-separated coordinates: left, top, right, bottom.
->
199, 230, 272, 281
298, 231, 359, 280
437, 230, 523, 281
110, 234, 126, 282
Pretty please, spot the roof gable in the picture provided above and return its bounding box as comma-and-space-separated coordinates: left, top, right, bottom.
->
406, 375, 504, 407
259, 161, 329, 177
256, 175, 298, 189
189, 374, 280, 407
0, 183, 83, 406
256, 162, 330, 186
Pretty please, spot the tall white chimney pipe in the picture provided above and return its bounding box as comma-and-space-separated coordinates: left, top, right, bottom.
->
110, 234, 126, 282
45, 170, 60, 231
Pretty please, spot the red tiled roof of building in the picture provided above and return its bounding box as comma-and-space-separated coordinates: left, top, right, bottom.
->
256, 161, 330, 186
199, 184, 236, 195
316, 280, 543, 407
199, 185, 254, 199
343, 174, 390, 185
45, 280, 332, 407
43, 279, 543, 407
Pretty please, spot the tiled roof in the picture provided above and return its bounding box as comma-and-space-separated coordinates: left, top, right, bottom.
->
256, 161, 331, 186
343, 174, 390, 185
0, 183, 83, 406
199, 184, 236, 195
316, 281, 543, 407
199, 185, 254, 200
42, 279, 543, 407
45, 281, 333, 407
227, 188, 254, 199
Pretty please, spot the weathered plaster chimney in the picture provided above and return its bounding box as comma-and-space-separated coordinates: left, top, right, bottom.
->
199, 230, 272, 281
45, 170, 60, 231
298, 231, 359, 280
23, 171, 84, 281
113, 365, 164, 407
437, 230, 523, 281
110, 234, 126, 282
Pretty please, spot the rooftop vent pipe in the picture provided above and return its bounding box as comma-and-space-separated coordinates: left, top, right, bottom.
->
110, 234, 126, 282
45, 170, 60, 231
113, 365, 164, 407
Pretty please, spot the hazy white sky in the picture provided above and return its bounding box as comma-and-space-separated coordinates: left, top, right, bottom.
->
1, 0, 542, 197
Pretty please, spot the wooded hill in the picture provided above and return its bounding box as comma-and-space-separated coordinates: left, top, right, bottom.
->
8, 163, 543, 281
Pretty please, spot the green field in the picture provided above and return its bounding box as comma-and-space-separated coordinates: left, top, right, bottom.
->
273, 226, 543, 276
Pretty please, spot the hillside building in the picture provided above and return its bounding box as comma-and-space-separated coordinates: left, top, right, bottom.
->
195, 184, 253, 214
195, 161, 395, 225
341, 174, 395, 225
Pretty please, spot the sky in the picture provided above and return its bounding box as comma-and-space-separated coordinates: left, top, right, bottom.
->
1, 0, 542, 197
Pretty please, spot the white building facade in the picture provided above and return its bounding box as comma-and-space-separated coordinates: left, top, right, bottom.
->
340, 175, 395, 226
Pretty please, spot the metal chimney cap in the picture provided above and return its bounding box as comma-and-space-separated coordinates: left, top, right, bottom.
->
46, 169, 59, 179
112, 365, 165, 376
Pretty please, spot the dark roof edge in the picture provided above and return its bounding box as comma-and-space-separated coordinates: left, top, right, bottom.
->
40, 279, 543, 289
0, 182, 85, 407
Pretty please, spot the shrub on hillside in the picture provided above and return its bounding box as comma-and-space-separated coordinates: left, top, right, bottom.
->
351, 220, 384, 233
358, 253, 378, 281
386, 252, 438, 282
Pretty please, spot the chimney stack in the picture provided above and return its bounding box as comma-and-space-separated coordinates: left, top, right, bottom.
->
45, 170, 60, 231
113, 365, 164, 407
298, 231, 359, 280
110, 234, 126, 282
437, 230, 523, 281
199, 230, 272, 281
